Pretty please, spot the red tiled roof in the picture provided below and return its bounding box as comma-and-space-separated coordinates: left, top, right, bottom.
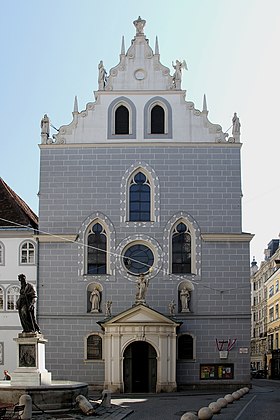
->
0, 177, 38, 229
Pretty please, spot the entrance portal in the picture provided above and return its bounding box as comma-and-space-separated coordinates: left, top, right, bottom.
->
123, 341, 157, 393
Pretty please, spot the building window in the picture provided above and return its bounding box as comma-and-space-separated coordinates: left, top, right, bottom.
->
172, 222, 191, 274
20, 241, 35, 264
151, 105, 164, 134
107, 97, 136, 139
129, 171, 151, 222
115, 105, 129, 134
87, 223, 107, 274
123, 243, 154, 275
269, 285, 274, 297
178, 334, 194, 360
7, 286, 20, 311
268, 334, 274, 351
87, 334, 102, 360
0, 242, 4, 265
276, 304, 279, 320
0, 287, 3, 310
269, 307, 274, 322
144, 96, 172, 139
276, 280, 279, 293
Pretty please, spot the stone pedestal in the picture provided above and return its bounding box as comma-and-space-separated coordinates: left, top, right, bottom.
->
11, 333, 52, 386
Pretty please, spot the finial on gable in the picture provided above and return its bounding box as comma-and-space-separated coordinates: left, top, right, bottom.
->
133, 16, 146, 35
121, 36, 125, 55
73, 96, 78, 114
155, 36, 159, 55
202, 94, 208, 115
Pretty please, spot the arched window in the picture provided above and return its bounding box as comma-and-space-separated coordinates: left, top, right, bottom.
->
7, 286, 20, 311
151, 105, 164, 134
0, 287, 4, 310
87, 223, 107, 274
172, 222, 191, 273
178, 334, 194, 360
87, 334, 102, 360
115, 105, 129, 134
20, 241, 35, 264
129, 172, 151, 221
0, 242, 4, 265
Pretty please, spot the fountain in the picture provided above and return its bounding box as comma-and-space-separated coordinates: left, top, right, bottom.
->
0, 275, 88, 411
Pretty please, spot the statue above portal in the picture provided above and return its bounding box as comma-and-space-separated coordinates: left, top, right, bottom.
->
133, 16, 146, 35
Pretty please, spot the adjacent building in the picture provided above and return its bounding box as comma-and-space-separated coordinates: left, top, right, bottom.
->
0, 177, 38, 372
250, 239, 280, 376
37, 18, 252, 391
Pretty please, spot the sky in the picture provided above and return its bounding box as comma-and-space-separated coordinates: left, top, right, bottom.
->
0, 0, 279, 266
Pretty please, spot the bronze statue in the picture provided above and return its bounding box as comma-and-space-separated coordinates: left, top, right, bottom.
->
16, 274, 41, 333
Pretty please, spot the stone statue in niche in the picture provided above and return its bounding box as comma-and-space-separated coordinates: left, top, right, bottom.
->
169, 300, 176, 316
98, 60, 107, 90
16, 274, 41, 333
232, 112, 241, 136
90, 286, 101, 312
180, 286, 191, 313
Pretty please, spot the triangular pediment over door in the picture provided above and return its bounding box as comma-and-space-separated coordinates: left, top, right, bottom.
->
100, 304, 180, 393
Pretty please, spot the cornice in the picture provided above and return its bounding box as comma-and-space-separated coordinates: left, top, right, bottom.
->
201, 233, 254, 242
39, 141, 242, 149
35, 234, 77, 243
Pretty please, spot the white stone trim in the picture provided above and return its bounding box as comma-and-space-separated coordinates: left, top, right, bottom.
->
120, 161, 160, 224
163, 212, 201, 278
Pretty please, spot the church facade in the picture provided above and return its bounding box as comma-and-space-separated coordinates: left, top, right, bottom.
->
37, 18, 252, 391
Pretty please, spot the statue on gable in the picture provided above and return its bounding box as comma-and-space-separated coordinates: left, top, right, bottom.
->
172, 60, 187, 89
98, 60, 107, 90
133, 16, 146, 35
232, 112, 241, 136
41, 114, 50, 143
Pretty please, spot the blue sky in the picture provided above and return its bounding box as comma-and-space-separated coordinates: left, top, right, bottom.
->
1, 0, 280, 265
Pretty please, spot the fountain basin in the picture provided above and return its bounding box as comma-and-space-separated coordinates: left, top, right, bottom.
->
0, 380, 88, 411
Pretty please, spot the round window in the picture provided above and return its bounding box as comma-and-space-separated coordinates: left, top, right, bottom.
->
123, 244, 154, 275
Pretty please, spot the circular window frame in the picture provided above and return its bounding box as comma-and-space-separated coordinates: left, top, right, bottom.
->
122, 243, 154, 276
116, 236, 162, 283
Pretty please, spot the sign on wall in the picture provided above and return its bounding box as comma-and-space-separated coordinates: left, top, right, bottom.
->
200, 363, 234, 380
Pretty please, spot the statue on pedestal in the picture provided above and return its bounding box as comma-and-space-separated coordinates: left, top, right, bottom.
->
16, 274, 41, 333
135, 273, 149, 303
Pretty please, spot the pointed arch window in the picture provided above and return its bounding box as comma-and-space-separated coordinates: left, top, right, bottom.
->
7, 286, 20, 311
172, 222, 191, 274
129, 172, 151, 221
151, 105, 164, 134
87, 223, 107, 275
115, 105, 129, 134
